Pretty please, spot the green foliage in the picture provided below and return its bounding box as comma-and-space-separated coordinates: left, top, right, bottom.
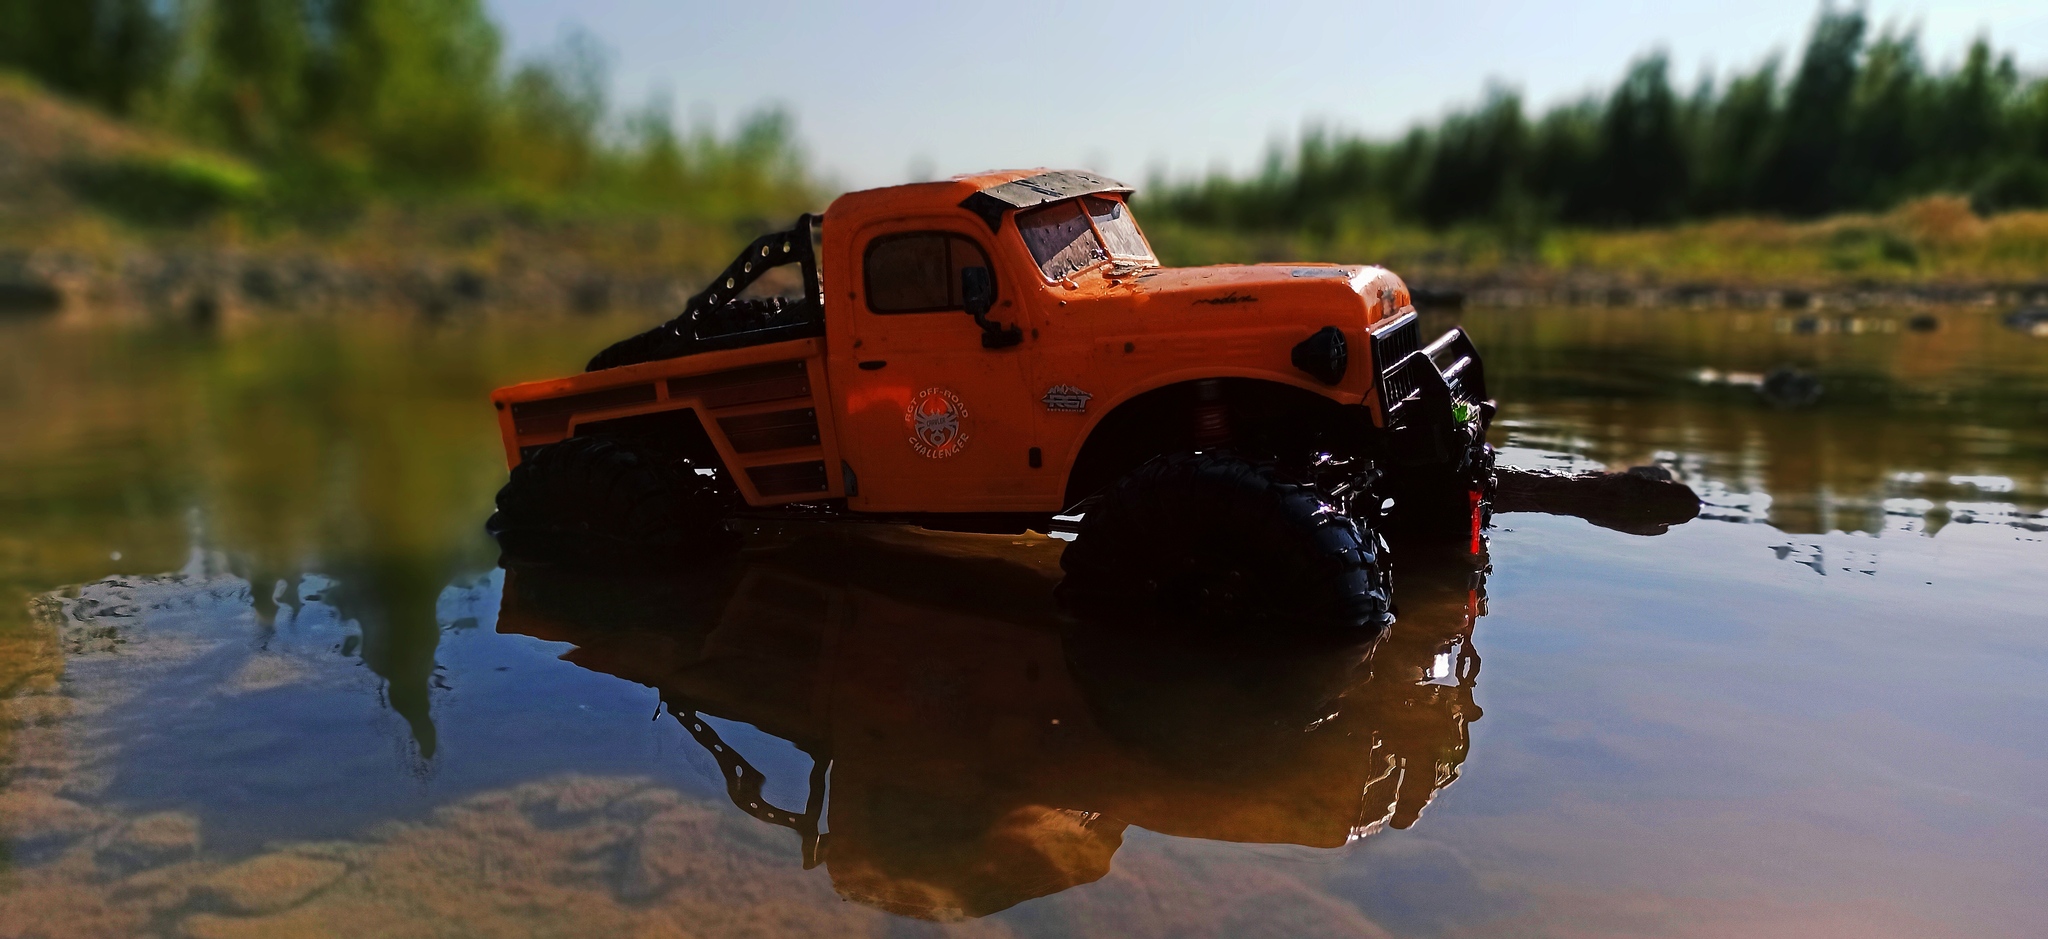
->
0, 0, 168, 114
328, 0, 506, 182
1592, 54, 1688, 223
1144, 8, 2048, 236
256, 156, 376, 229
1822, 223, 1918, 272
2, 0, 815, 230
61, 153, 263, 225
1972, 159, 2048, 214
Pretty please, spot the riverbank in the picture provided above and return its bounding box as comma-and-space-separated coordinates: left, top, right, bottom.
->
1145, 195, 2048, 312
0, 218, 748, 324
9, 211, 2047, 324
12, 201, 2046, 324
7, 77, 2047, 322
12, 212, 2047, 325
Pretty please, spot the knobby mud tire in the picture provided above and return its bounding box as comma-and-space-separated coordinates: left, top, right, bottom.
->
1062, 624, 1381, 780
1058, 451, 1391, 641
487, 436, 738, 567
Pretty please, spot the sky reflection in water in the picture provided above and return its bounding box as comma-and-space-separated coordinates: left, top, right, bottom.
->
0, 306, 2042, 938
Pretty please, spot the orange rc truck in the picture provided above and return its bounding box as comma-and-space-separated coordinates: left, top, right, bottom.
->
488, 169, 1493, 635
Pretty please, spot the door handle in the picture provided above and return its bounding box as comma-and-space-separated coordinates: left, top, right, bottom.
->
858, 360, 887, 371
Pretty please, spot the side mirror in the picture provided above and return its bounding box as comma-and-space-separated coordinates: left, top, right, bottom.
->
962, 266, 994, 318
960, 266, 1021, 349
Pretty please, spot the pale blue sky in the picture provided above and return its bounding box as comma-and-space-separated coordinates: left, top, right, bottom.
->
486, 0, 2048, 189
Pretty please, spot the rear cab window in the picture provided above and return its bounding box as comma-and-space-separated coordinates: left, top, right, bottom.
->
1017, 196, 1154, 281
863, 232, 994, 313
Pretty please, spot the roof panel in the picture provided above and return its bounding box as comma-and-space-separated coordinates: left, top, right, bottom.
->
960, 170, 1131, 231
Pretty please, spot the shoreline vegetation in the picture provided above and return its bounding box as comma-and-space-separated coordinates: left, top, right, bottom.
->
1144, 197, 2048, 310
2, 4, 2045, 320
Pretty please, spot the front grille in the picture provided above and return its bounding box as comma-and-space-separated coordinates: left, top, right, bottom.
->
1370, 312, 1421, 406
1382, 358, 1424, 408
1426, 328, 1488, 406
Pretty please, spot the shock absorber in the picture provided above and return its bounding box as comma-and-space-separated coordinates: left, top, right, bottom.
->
1191, 379, 1231, 449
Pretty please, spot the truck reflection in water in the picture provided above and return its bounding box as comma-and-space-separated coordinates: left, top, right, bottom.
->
496, 529, 1487, 921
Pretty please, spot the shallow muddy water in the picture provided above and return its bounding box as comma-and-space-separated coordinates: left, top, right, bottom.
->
1, 306, 2043, 938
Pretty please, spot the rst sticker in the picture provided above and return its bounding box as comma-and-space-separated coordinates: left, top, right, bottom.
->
1041, 384, 1093, 413
905, 387, 970, 459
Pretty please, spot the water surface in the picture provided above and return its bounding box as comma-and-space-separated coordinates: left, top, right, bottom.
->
1, 306, 2042, 938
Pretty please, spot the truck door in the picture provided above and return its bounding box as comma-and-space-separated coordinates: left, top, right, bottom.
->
830, 221, 1041, 513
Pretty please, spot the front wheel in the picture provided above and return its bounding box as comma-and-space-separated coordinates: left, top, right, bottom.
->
1057, 452, 1391, 641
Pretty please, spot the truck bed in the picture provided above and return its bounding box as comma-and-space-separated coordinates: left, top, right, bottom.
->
491, 337, 847, 506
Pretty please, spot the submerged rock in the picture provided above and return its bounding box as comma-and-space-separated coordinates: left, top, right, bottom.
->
2005, 307, 2048, 337
194, 854, 348, 914
0, 278, 62, 314
0, 789, 107, 842
1493, 466, 1702, 536
1759, 366, 1823, 408
98, 812, 201, 873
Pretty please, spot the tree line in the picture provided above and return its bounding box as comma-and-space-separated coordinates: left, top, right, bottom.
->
6, 4, 2044, 234
0, 0, 814, 220
1143, 9, 2048, 235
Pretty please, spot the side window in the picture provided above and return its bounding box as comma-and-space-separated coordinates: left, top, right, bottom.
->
863, 232, 994, 313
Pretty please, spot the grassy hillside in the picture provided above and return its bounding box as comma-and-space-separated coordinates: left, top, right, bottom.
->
0, 75, 813, 320
1145, 195, 2048, 297
0, 73, 255, 235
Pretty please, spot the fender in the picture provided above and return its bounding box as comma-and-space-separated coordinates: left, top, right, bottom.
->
1054, 368, 1366, 507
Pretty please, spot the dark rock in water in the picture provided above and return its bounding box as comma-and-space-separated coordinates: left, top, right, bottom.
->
2005, 307, 2048, 336
1759, 366, 1822, 408
450, 267, 487, 302
417, 292, 452, 318
240, 266, 284, 306
1410, 287, 1464, 311
1905, 314, 1939, 333
187, 290, 219, 327
0, 279, 62, 315
570, 276, 611, 315
1493, 466, 1702, 536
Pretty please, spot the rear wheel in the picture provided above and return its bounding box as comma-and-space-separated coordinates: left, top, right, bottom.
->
1057, 451, 1391, 640
487, 436, 738, 566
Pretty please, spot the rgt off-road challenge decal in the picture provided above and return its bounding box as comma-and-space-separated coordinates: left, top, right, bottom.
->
905, 387, 970, 459
1041, 385, 1092, 413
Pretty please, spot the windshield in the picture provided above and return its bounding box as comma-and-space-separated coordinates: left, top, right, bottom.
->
1017, 196, 1154, 280
1085, 196, 1153, 260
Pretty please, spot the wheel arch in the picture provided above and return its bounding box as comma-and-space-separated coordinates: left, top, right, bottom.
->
1059, 372, 1373, 507
567, 406, 728, 473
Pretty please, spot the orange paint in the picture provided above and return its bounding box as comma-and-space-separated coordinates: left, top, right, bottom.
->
493, 169, 1420, 514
